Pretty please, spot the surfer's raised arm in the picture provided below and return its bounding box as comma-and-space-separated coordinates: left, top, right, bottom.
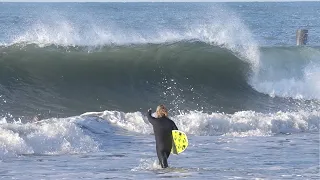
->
147, 108, 156, 124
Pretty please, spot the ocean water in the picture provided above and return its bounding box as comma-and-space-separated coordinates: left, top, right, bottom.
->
0, 2, 319, 180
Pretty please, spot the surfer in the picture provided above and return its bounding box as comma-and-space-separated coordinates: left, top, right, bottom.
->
147, 105, 178, 168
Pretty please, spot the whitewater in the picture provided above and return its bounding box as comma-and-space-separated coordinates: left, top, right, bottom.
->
0, 2, 319, 180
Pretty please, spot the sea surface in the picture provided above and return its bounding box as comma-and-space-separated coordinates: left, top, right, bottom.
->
0, 2, 319, 180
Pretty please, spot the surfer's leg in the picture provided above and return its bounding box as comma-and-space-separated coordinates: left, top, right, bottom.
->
156, 149, 163, 166
165, 151, 170, 159
157, 150, 168, 168
161, 151, 169, 168
156, 147, 162, 166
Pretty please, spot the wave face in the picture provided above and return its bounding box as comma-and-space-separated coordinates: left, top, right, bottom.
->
0, 43, 250, 116
0, 43, 319, 119
0, 2, 319, 121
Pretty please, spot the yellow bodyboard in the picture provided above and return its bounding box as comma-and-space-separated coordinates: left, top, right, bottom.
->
171, 130, 188, 154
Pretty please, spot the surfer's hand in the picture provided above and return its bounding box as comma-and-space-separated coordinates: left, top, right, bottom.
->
148, 108, 152, 113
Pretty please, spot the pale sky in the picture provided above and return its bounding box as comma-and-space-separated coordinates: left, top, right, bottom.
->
0, 0, 318, 2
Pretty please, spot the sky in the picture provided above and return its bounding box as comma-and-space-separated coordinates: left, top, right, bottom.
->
0, 0, 317, 2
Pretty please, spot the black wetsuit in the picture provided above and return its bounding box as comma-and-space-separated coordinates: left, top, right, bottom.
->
147, 110, 178, 168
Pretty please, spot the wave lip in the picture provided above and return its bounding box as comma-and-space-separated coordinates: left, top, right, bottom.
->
4, 4, 260, 71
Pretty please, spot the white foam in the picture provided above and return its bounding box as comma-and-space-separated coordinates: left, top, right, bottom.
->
173, 110, 320, 136
86, 110, 319, 137
0, 125, 34, 157
1, 109, 317, 159
131, 158, 161, 171
82, 111, 153, 135
0, 117, 99, 159
251, 50, 320, 100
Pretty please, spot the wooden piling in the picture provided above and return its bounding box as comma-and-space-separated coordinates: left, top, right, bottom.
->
296, 29, 308, 46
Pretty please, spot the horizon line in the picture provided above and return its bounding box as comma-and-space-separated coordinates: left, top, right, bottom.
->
0, 0, 318, 2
